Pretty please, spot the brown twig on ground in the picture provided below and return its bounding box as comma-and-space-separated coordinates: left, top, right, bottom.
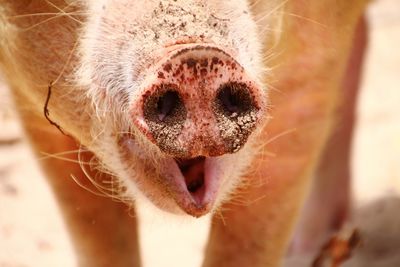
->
312, 229, 361, 267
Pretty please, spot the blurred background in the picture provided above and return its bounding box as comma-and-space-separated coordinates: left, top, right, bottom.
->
0, 0, 399, 266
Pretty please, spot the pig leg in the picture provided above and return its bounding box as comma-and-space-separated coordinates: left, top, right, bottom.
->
2, 4, 140, 264
291, 16, 368, 255
18, 115, 141, 267
202, 3, 368, 267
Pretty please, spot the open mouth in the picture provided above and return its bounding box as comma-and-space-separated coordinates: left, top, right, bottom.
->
175, 156, 206, 204
172, 155, 223, 217
120, 134, 223, 217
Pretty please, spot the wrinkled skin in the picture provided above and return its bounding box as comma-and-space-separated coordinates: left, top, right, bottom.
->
0, 0, 368, 266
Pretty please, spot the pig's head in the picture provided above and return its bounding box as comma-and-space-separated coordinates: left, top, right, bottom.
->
77, 0, 267, 217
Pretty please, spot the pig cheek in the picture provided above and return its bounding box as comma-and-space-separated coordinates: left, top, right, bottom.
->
213, 139, 260, 207
132, 175, 183, 214
117, 134, 184, 213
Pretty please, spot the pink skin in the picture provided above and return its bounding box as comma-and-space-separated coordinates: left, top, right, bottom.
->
125, 43, 266, 217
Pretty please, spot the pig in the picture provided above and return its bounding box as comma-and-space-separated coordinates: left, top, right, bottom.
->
0, 0, 369, 266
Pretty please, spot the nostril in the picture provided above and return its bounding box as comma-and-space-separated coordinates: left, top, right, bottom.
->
214, 82, 259, 153
143, 84, 187, 156
157, 91, 180, 121
143, 84, 186, 125
216, 82, 253, 115
219, 85, 240, 113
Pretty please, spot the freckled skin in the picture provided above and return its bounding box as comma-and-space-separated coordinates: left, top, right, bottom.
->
0, 0, 369, 267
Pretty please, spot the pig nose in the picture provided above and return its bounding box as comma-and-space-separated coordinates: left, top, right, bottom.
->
133, 44, 266, 158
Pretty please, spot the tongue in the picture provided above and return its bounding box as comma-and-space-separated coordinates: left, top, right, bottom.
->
179, 157, 206, 204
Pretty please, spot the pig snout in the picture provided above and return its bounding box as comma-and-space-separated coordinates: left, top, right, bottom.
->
132, 44, 266, 159
123, 44, 267, 217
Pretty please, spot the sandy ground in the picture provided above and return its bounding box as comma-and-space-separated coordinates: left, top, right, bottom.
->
0, 1, 399, 266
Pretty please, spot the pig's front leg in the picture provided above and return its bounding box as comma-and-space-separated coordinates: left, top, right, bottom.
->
291, 16, 368, 255
21, 118, 141, 267
202, 3, 368, 267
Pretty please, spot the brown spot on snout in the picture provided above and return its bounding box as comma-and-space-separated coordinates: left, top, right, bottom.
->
158, 71, 165, 79
163, 63, 172, 72
200, 58, 208, 67
182, 58, 199, 77
143, 84, 187, 156
213, 82, 259, 153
